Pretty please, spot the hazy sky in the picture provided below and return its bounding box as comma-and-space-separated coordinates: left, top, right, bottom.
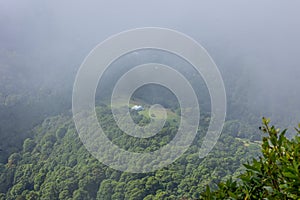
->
1, 1, 300, 58
1, 0, 299, 126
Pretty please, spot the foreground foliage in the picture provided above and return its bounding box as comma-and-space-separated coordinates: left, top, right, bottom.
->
202, 118, 300, 199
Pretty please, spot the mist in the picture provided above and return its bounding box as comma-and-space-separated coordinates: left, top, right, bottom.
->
1, 0, 300, 134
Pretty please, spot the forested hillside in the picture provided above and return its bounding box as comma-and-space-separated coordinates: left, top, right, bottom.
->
0, 49, 72, 162
0, 105, 260, 199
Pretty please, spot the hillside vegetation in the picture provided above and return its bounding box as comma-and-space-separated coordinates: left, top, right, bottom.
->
0, 105, 260, 200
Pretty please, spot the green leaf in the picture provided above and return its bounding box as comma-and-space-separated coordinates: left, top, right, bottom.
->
282, 172, 298, 179
278, 129, 287, 146
243, 164, 260, 172
228, 191, 238, 198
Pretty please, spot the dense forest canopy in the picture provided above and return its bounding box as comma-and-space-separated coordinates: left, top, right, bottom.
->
0, 105, 261, 199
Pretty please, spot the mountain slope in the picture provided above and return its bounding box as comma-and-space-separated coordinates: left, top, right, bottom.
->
0, 105, 259, 200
